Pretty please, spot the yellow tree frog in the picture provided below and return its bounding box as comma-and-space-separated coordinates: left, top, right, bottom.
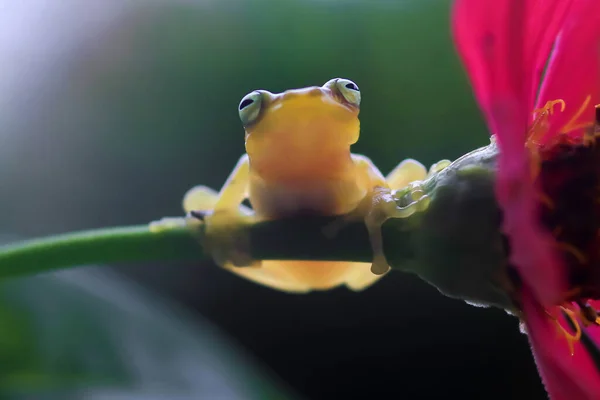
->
181, 78, 447, 293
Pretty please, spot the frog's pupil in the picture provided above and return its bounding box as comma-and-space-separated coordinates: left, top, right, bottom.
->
240, 98, 254, 110
345, 83, 358, 91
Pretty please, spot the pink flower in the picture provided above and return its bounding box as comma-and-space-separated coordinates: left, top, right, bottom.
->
452, 0, 600, 398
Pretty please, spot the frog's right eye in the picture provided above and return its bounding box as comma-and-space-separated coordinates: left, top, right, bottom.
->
238, 91, 263, 126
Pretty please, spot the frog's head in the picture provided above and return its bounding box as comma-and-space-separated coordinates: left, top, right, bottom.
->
237, 78, 361, 179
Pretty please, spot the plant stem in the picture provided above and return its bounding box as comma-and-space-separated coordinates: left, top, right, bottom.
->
0, 217, 414, 280
0, 225, 202, 279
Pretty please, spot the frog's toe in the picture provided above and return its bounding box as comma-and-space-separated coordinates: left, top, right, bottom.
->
386, 159, 427, 190
182, 185, 219, 214
363, 214, 392, 276
370, 254, 391, 275
428, 159, 452, 176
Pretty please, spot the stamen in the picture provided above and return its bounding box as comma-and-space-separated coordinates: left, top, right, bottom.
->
533, 99, 566, 116
594, 104, 600, 140
563, 287, 583, 301
583, 130, 597, 147
579, 302, 599, 326
556, 307, 582, 356
553, 226, 563, 237
538, 192, 555, 209
528, 99, 566, 144
528, 146, 542, 179
561, 95, 594, 134
557, 242, 588, 264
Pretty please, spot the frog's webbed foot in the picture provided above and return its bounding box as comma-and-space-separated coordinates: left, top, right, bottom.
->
183, 184, 259, 269
385, 158, 428, 190
183, 185, 252, 216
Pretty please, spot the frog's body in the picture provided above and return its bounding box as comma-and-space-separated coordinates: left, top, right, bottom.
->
182, 78, 437, 292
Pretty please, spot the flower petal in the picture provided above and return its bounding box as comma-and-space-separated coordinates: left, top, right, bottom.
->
452, 0, 567, 305
525, 0, 574, 109
452, 0, 529, 144
523, 290, 600, 400
536, 0, 600, 141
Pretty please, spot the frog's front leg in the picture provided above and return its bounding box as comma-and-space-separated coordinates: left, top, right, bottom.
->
350, 156, 445, 276
323, 154, 394, 276
363, 157, 452, 274
187, 154, 259, 268
349, 155, 402, 276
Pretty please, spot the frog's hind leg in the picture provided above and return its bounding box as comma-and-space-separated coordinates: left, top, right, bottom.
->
343, 261, 385, 291
223, 260, 316, 293
182, 177, 318, 292
233, 260, 378, 293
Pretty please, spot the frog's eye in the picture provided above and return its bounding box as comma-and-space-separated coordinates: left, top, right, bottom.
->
334, 78, 361, 107
238, 91, 263, 126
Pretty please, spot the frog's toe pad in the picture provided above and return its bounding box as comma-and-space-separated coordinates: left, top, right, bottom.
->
148, 217, 188, 233
370, 255, 391, 275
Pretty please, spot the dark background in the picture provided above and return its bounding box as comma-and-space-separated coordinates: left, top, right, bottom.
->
0, 0, 546, 398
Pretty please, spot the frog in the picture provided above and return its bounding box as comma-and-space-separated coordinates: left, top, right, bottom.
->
180, 78, 446, 293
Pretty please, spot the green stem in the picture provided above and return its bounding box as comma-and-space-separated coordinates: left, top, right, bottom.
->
0, 217, 410, 280
0, 225, 202, 279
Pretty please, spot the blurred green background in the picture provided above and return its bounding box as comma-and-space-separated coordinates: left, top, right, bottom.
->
0, 0, 546, 398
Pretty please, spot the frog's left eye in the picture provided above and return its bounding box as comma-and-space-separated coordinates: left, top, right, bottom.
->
334, 78, 361, 106
238, 91, 263, 126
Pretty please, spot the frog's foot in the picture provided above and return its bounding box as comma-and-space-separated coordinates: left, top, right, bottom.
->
148, 216, 188, 232
385, 158, 428, 190
183, 185, 258, 268
427, 159, 452, 176
183, 185, 219, 213
183, 185, 253, 216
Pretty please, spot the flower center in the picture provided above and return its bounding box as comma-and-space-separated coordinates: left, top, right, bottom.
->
535, 103, 600, 300
530, 103, 600, 354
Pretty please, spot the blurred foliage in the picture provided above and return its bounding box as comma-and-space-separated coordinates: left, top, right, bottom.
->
0, 255, 294, 399
0, 0, 547, 399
